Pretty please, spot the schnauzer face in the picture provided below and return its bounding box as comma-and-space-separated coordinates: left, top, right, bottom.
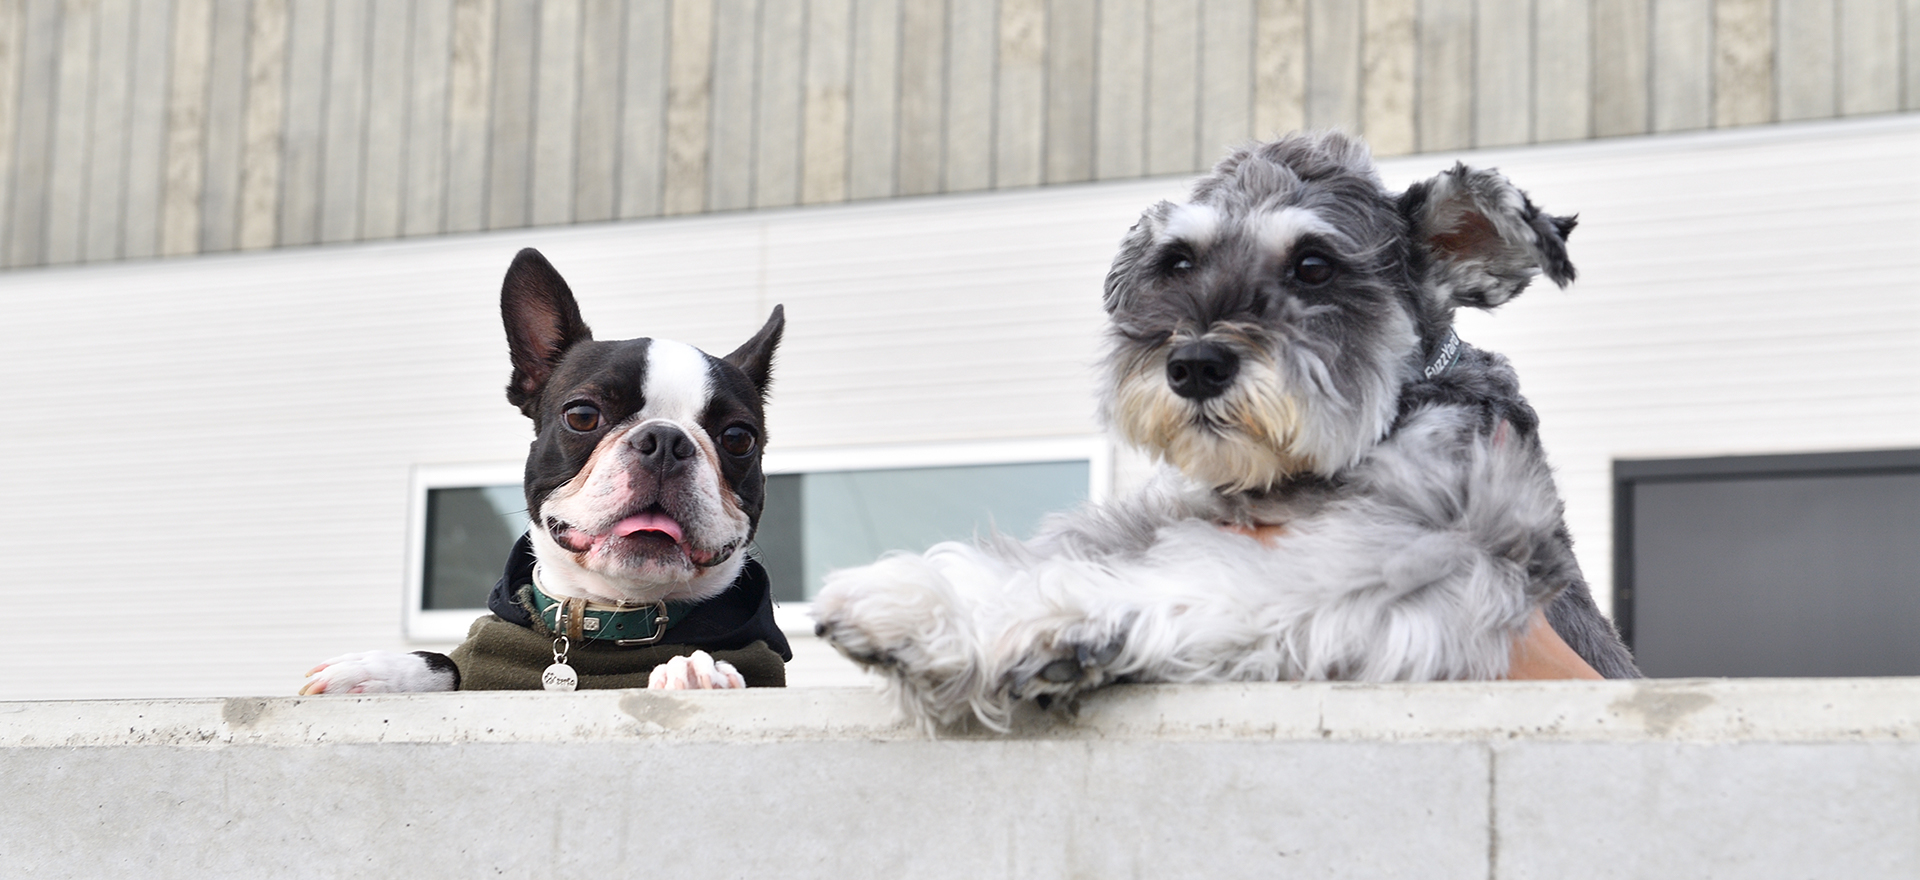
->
1100, 132, 1575, 492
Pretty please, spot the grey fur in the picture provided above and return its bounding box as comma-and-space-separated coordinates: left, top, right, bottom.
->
813, 132, 1639, 732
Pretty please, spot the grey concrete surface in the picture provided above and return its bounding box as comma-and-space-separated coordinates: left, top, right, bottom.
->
3, 679, 1918, 878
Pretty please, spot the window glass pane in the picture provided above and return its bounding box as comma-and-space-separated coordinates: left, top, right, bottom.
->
755, 460, 1090, 601
424, 486, 529, 610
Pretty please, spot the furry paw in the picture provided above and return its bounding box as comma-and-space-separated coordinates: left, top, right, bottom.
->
647, 651, 746, 689
300, 651, 457, 694
999, 617, 1130, 708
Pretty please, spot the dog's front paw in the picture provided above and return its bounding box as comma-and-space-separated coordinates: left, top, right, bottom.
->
999, 616, 1131, 709
647, 651, 746, 689
300, 651, 457, 694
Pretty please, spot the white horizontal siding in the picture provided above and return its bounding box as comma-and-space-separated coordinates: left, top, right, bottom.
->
0, 113, 1915, 700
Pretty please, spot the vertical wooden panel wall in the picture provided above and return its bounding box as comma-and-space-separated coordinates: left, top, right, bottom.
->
0, 0, 1914, 269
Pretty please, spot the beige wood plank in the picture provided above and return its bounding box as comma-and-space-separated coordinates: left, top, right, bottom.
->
894, 0, 944, 196
444, 0, 494, 233
996, 0, 1045, 187
485, 0, 536, 228
121, 0, 173, 258
1094, 0, 1145, 178
237, 0, 287, 251
1533, 0, 1592, 143
1839, 0, 1900, 115
195, 0, 250, 253
1362, 0, 1415, 154
1591, 0, 1649, 136
1253, 0, 1304, 139
1199, 0, 1253, 162
846, 0, 897, 199
618, 0, 668, 217
752, 0, 804, 206
1305, 0, 1359, 131
944, 0, 994, 190
1416, 0, 1471, 150
800, 0, 850, 204
572, 0, 621, 221
1047, 0, 1096, 184
402, 0, 451, 236
1473, 0, 1530, 147
0, 0, 21, 266
357, 0, 411, 241
1146, 0, 1198, 174
531, 0, 582, 225
277, 0, 326, 245
319, 0, 371, 243
663, 0, 714, 214
1775, 0, 1835, 121
706, 0, 756, 211
46, 0, 98, 265
1907, 0, 1920, 111
161, 0, 212, 256
1651, 0, 1709, 132
1712, 0, 1773, 127
82, 0, 134, 260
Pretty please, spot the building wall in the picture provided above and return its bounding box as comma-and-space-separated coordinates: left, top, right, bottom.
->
1, 0, 1917, 269
0, 112, 1912, 700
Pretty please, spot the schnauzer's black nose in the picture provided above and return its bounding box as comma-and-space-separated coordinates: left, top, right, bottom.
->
632, 424, 697, 474
1166, 342, 1239, 400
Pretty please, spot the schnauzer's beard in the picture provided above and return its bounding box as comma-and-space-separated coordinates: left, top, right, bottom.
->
1104, 319, 1414, 493
1109, 353, 1313, 492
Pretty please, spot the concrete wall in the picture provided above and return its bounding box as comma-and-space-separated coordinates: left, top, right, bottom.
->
6, 678, 1920, 878
5, 0, 1920, 268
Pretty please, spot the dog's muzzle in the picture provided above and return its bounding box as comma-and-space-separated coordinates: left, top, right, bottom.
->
1166, 341, 1239, 400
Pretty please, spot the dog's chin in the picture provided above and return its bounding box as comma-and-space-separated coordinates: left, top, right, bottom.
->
531, 527, 746, 603
1108, 368, 1329, 492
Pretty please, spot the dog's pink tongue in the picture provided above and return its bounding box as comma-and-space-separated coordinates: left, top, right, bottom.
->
612, 512, 684, 544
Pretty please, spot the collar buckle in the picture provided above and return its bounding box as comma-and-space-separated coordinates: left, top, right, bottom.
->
611, 602, 673, 646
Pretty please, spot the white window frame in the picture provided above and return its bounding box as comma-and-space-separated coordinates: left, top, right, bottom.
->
403, 436, 1112, 641
404, 461, 527, 642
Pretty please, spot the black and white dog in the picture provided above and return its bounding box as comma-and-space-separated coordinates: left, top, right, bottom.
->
813, 132, 1638, 730
303, 249, 790, 694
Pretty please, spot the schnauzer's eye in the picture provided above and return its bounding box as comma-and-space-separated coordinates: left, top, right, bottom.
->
1159, 249, 1196, 274
721, 425, 757, 456
1293, 254, 1336, 286
562, 403, 601, 433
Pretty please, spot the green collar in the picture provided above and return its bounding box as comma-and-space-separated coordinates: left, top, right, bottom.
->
524, 578, 696, 646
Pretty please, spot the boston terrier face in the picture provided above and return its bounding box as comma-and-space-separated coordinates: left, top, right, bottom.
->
500, 248, 785, 605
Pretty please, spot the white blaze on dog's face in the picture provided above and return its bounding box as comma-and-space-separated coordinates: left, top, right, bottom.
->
501, 248, 784, 606
528, 339, 756, 604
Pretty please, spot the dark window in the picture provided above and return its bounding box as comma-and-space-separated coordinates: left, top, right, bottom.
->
423, 486, 529, 611
1614, 450, 1920, 677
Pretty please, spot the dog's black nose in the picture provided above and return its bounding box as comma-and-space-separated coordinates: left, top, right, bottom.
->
1166, 342, 1239, 400
632, 424, 698, 474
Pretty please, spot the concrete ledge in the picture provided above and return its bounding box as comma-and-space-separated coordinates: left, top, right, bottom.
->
7, 679, 1920, 878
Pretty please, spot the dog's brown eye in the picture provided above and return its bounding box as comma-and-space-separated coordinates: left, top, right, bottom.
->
1294, 255, 1336, 286
721, 425, 756, 456
563, 404, 601, 432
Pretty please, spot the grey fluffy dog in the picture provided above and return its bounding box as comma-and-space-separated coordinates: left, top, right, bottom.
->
812, 132, 1639, 731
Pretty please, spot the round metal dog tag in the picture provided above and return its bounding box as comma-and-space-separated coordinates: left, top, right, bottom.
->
541, 662, 578, 692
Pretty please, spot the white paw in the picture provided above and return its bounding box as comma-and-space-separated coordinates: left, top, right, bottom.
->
299, 651, 455, 695
647, 650, 746, 690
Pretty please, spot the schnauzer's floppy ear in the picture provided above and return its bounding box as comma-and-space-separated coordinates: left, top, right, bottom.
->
1400, 164, 1577, 309
501, 248, 594, 417
722, 304, 785, 400
1102, 202, 1175, 314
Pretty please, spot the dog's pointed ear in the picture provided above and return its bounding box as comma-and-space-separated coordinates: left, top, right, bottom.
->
722, 304, 785, 400
1400, 164, 1576, 310
501, 248, 593, 417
